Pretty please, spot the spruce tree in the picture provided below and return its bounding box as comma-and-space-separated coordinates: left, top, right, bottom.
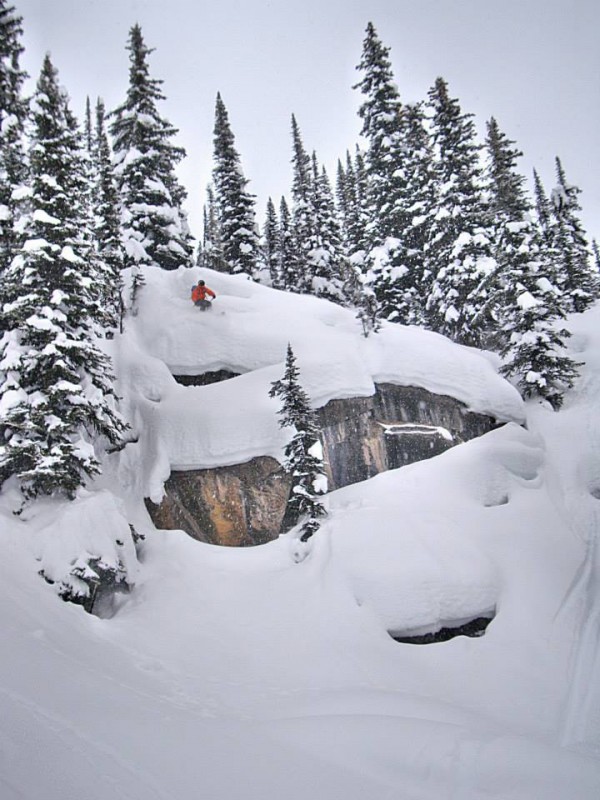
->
0, 0, 29, 280
592, 240, 600, 274
424, 77, 496, 346
278, 195, 295, 290
288, 114, 314, 292
533, 168, 552, 245
354, 22, 417, 323
212, 92, 259, 277
482, 118, 579, 405
307, 156, 345, 303
269, 344, 327, 541
110, 24, 193, 305
202, 183, 226, 271
549, 157, 598, 312
93, 98, 125, 332
0, 56, 127, 501
499, 284, 579, 410
263, 197, 280, 287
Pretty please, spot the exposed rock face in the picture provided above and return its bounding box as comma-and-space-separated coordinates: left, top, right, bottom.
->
316, 384, 495, 491
145, 383, 497, 546
145, 456, 290, 546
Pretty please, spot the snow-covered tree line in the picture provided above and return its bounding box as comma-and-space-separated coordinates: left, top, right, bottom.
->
1, 1, 598, 514
199, 22, 598, 407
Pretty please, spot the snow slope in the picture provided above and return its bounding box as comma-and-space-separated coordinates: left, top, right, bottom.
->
116, 266, 524, 491
1, 270, 599, 799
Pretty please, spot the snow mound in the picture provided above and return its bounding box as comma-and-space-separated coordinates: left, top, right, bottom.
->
124, 266, 524, 477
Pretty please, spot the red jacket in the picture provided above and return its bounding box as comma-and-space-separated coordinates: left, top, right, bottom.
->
191, 284, 216, 302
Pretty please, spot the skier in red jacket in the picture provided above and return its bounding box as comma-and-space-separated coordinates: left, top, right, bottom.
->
191, 280, 216, 310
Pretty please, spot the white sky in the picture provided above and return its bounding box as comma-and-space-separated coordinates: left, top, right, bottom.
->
14, 0, 600, 243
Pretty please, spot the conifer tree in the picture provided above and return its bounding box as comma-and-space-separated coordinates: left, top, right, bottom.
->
288, 114, 314, 292
499, 284, 579, 410
269, 344, 327, 541
354, 22, 416, 322
307, 156, 345, 303
592, 240, 600, 274
93, 98, 125, 331
110, 24, 193, 306
424, 77, 496, 346
278, 195, 295, 290
0, 56, 127, 501
0, 0, 29, 280
549, 157, 598, 312
482, 118, 579, 405
533, 168, 552, 245
212, 92, 259, 277
354, 21, 405, 242
263, 197, 280, 287
202, 183, 226, 271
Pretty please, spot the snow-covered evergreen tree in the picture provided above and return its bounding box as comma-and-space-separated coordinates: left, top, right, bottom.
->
308, 156, 345, 303
0, 0, 29, 280
269, 344, 327, 541
482, 117, 579, 405
549, 157, 598, 312
93, 98, 125, 332
263, 197, 280, 287
0, 55, 127, 501
354, 22, 417, 324
592, 239, 600, 274
110, 24, 193, 305
533, 168, 552, 246
288, 114, 314, 292
202, 183, 226, 271
424, 77, 496, 346
277, 195, 295, 290
499, 283, 579, 410
212, 92, 259, 277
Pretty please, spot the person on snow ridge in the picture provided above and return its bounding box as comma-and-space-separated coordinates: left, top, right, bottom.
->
191, 279, 216, 310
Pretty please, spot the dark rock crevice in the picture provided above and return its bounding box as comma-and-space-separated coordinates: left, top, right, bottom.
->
172, 369, 240, 387
389, 612, 495, 645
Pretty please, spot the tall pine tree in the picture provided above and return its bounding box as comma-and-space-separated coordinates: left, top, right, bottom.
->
93, 98, 125, 332
0, 0, 29, 281
212, 92, 259, 277
424, 77, 496, 346
354, 22, 417, 324
0, 56, 127, 501
110, 24, 193, 308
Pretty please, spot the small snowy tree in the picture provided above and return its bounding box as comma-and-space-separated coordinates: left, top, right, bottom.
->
212, 93, 259, 277
269, 344, 327, 541
0, 55, 128, 502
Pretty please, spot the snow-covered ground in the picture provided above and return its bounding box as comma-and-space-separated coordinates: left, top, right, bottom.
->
1, 268, 599, 799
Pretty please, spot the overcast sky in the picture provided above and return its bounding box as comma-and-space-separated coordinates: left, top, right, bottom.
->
14, 0, 600, 242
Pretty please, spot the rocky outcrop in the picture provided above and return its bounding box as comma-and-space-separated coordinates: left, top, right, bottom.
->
145, 383, 498, 546
316, 384, 495, 490
146, 456, 290, 546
